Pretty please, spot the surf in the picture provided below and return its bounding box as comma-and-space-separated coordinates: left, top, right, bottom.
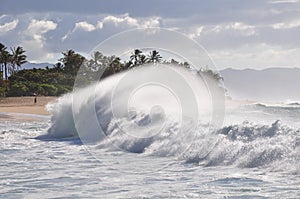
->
42, 64, 299, 174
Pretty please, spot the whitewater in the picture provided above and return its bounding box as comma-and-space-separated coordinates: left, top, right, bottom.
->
1, 65, 299, 198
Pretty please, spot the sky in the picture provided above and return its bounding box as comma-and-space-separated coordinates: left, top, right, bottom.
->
1, 0, 300, 70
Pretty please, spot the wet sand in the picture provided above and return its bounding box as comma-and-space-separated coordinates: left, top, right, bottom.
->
0, 96, 57, 115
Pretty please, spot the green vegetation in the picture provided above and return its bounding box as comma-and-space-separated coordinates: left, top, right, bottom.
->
0, 42, 222, 97
7, 67, 74, 96
0, 43, 27, 96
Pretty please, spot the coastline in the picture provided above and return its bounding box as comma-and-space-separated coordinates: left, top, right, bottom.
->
0, 96, 256, 116
0, 96, 57, 115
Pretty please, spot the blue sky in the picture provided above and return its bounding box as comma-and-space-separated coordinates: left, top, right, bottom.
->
1, 0, 300, 69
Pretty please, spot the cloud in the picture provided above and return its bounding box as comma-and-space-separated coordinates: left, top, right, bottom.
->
268, 0, 300, 4
102, 14, 160, 28
211, 44, 300, 69
142, 17, 160, 28
0, 15, 7, 20
272, 19, 300, 29
61, 14, 161, 41
75, 21, 97, 32
0, 19, 18, 33
96, 21, 103, 29
25, 19, 57, 47
189, 26, 204, 39
1, 0, 300, 69
188, 21, 257, 47
27, 19, 57, 34
22, 19, 57, 61
61, 21, 98, 41
211, 22, 257, 36
103, 15, 134, 26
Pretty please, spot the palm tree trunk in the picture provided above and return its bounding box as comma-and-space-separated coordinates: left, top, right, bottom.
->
4, 63, 8, 80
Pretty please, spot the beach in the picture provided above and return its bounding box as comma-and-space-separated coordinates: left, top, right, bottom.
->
0, 96, 57, 115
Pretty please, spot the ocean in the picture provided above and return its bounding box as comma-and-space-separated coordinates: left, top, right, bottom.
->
1, 66, 299, 198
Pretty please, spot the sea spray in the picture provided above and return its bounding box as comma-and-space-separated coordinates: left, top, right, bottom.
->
45, 64, 221, 141
41, 64, 300, 173
43, 94, 77, 139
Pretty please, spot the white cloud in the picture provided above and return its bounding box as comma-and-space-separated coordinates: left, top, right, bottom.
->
212, 22, 257, 36
268, 0, 300, 4
1, 3, 298, 69
189, 22, 257, 40
0, 19, 19, 33
102, 13, 160, 28
96, 21, 103, 29
211, 43, 300, 69
74, 21, 96, 32
22, 39, 55, 62
62, 21, 99, 41
22, 19, 57, 61
103, 15, 131, 26
27, 19, 57, 35
189, 26, 204, 39
272, 19, 300, 29
25, 19, 57, 47
142, 17, 160, 28
0, 15, 7, 20
62, 14, 161, 41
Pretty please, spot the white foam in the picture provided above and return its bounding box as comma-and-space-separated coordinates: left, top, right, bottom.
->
44, 65, 300, 173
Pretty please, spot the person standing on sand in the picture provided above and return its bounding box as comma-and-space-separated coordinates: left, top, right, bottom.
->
34, 92, 37, 104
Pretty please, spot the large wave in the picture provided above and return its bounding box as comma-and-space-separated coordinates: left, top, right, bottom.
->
43, 65, 299, 174
45, 65, 218, 140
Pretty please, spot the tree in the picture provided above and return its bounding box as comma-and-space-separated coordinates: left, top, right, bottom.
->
109, 57, 122, 73
0, 43, 5, 73
11, 46, 27, 72
139, 54, 148, 65
170, 58, 179, 65
59, 49, 86, 75
130, 49, 143, 66
53, 62, 63, 72
147, 50, 162, 64
88, 51, 114, 71
0, 43, 12, 80
89, 51, 103, 70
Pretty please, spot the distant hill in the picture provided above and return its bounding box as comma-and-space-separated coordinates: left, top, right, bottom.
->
22, 62, 54, 69
220, 67, 300, 102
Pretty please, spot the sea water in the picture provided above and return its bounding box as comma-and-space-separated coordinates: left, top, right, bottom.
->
0, 67, 299, 198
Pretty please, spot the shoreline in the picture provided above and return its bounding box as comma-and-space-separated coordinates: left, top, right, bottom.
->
0, 96, 57, 115
0, 97, 257, 116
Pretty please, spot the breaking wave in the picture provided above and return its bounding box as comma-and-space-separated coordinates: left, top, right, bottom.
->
42, 65, 299, 174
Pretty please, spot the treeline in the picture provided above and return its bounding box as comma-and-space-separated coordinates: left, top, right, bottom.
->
1, 44, 222, 97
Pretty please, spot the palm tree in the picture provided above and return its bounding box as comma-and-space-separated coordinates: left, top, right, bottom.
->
123, 61, 133, 70
139, 54, 148, 65
147, 50, 162, 64
109, 57, 122, 73
0, 43, 5, 77
91, 51, 102, 64
0, 43, 6, 71
0, 43, 12, 80
59, 49, 85, 75
89, 51, 108, 71
11, 46, 27, 72
54, 62, 63, 72
130, 49, 143, 66
170, 58, 179, 65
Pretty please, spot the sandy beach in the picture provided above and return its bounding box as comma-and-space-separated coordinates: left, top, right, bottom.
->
0, 96, 57, 115
0, 96, 256, 116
